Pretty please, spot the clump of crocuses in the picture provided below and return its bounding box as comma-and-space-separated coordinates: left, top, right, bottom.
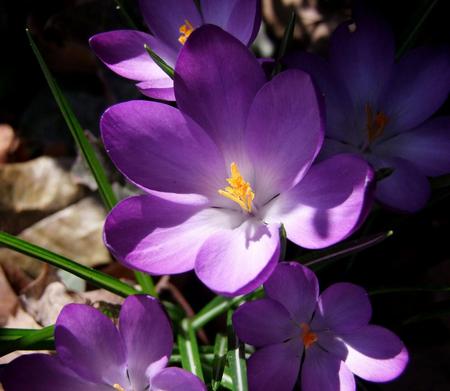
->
102, 25, 374, 296
2, 295, 205, 391
287, 6, 450, 212
233, 262, 408, 391
90, 0, 260, 100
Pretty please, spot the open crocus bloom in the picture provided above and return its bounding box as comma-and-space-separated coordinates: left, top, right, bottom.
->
102, 26, 374, 296
233, 263, 409, 391
2, 296, 205, 391
90, 0, 260, 100
286, 7, 450, 212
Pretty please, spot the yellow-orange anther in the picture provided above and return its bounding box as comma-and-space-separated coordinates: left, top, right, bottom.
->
300, 323, 318, 349
365, 104, 389, 143
113, 384, 125, 391
178, 19, 194, 45
218, 162, 255, 213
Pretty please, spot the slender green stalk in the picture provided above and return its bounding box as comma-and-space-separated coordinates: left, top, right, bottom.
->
298, 230, 394, 270
26, 28, 155, 292
113, 0, 138, 29
211, 333, 228, 390
191, 288, 264, 330
135, 272, 158, 297
144, 44, 175, 79
0, 326, 55, 356
396, 0, 439, 58
0, 232, 139, 297
177, 319, 204, 380
272, 11, 296, 76
227, 311, 248, 391
369, 285, 450, 295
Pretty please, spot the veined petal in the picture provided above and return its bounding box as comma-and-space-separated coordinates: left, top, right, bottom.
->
382, 46, 450, 135
195, 219, 280, 296
247, 340, 301, 391
312, 283, 371, 333
138, 0, 201, 49
201, 0, 261, 45
265, 154, 374, 249
101, 100, 226, 197
1, 354, 108, 391
150, 367, 206, 391
136, 79, 175, 101
175, 25, 265, 155
233, 298, 298, 347
245, 70, 324, 203
341, 325, 409, 382
55, 304, 127, 386
89, 30, 176, 81
329, 8, 395, 109
119, 296, 172, 391
369, 155, 431, 212
284, 52, 355, 144
301, 345, 355, 391
264, 262, 319, 324
104, 195, 242, 275
375, 116, 450, 176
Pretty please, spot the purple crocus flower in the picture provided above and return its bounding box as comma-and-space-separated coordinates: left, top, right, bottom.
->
286, 7, 450, 212
233, 262, 409, 391
101, 26, 374, 296
2, 295, 205, 391
90, 0, 261, 100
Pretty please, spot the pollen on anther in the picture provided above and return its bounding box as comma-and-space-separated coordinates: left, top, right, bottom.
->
178, 19, 194, 45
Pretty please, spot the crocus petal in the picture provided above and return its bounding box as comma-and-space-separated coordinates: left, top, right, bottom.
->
312, 283, 371, 333
101, 100, 225, 197
232, 298, 298, 347
55, 304, 127, 386
301, 345, 355, 391
247, 340, 301, 391
89, 30, 177, 81
318, 138, 360, 161
201, 0, 261, 45
374, 117, 450, 176
265, 154, 374, 249
104, 195, 242, 275
284, 52, 355, 144
382, 46, 450, 134
150, 367, 206, 391
245, 70, 324, 202
370, 155, 431, 212
2, 354, 109, 391
329, 8, 395, 108
175, 25, 266, 155
119, 296, 172, 391
195, 219, 280, 296
264, 262, 319, 324
341, 325, 409, 382
138, 0, 201, 49
136, 79, 175, 100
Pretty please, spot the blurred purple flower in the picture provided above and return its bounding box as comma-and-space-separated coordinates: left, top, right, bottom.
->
101, 26, 374, 296
286, 7, 450, 212
2, 296, 205, 391
89, 0, 261, 100
233, 262, 409, 391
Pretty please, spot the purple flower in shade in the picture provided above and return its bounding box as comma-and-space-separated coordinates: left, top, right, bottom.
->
89, 0, 261, 100
285, 7, 450, 213
233, 262, 409, 391
101, 25, 374, 296
2, 296, 205, 391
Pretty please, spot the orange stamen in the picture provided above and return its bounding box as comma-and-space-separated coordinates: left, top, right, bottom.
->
300, 323, 318, 349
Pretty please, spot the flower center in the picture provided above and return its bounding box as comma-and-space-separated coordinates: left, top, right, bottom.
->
218, 162, 255, 213
300, 323, 318, 349
365, 104, 389, 144
113, 384, 125, 391
178, 19, 195, 45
